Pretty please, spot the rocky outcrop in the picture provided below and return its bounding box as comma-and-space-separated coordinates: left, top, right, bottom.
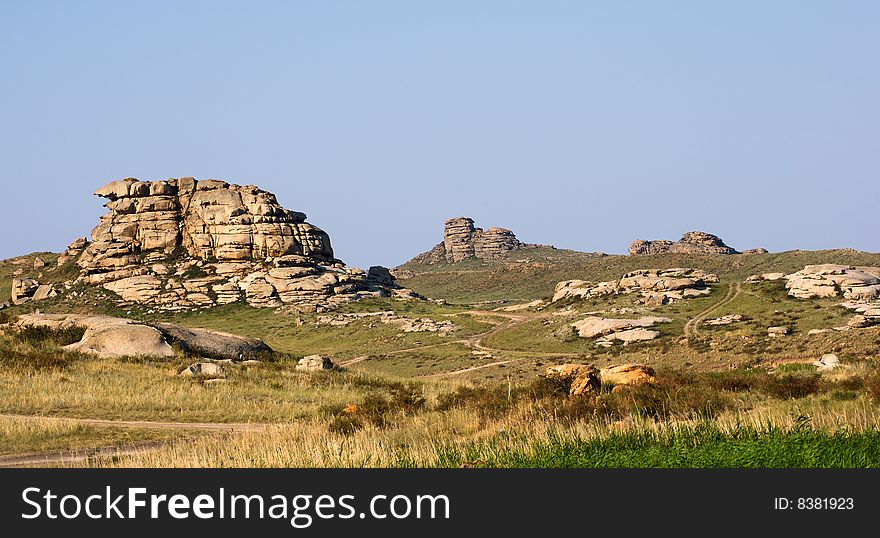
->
571, 316, 671, 346
629, 231, 738, 255
43, 177, 416, 312
11, 278, 56, 305
57, 237, 88, 266
541, 364, 601, 397
553, 268, 718, 305
407, 217, 533, 265
14, 313, 272, 359
600, 364, 656, 389
783, 265, 880, 300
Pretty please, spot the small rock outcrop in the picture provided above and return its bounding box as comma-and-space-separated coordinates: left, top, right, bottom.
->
571, 316, 671, 346
296, 354, 335, 371
179, 362, 227, 379
11, 278, 56, 305
629, 231, 738, 255
599, 364, 656, 389
553, 268, 718, 305
40, 177, 416, 312
783, 265, 880, 300
541, 364, 601, 397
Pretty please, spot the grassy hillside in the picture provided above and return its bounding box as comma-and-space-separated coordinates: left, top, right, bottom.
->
395, 247, 880, 303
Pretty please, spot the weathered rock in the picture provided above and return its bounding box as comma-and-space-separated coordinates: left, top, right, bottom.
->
11, 278, 40, 305
553, 268, 717, 304
847, 315, 874, 329
629, 231, 738, 255
66, 324, 175, 358
814, 354, 840, 372
16, 313, 271, 360
742, 248, 769, 255
51, 177, 416, 311
405, 217, 536, 265
600, 364, 656, 387
541, 364, 601, 396
767, 326, 790, 337
704, 314, 744, 326
572, 316, 671, 339
296, 354, 335, 371
33, 257, 46, 269
154, 323, 272, 358
784, 265, 880, 300
179, 362, 227, 379
597, 328, 661, 345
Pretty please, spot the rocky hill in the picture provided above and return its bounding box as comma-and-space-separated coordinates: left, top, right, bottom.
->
403, 216, 546, 266
629, 231, 751, 255
8, 177, 415, 312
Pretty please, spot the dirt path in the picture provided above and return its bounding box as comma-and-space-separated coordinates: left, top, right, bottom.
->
0, 440, 169, 468
0, 413, 269, 432
684, 282, 741, 338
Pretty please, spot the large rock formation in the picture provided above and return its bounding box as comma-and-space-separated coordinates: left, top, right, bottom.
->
629, 231, 738, 255
407, 217, 528, 265
50, 177, 416, 311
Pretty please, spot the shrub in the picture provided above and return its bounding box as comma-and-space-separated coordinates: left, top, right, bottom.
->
757, 374, 820, 400
864, 371, 880, 402
14, 325, 85, 347
435, 385, 513, 418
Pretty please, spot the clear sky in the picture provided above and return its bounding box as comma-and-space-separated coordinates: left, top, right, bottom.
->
1, 1, 878, 268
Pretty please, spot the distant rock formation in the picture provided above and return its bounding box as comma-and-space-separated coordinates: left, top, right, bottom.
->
406, 217, 533, 265
629, 231, 739, 255
32, 177, 417, 312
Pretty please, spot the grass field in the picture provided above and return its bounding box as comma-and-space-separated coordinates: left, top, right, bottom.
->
2, 246, 880, 467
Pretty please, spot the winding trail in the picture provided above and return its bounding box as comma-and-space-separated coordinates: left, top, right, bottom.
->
684, 282, 742, 338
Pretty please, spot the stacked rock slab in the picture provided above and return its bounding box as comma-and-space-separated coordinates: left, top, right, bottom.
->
553, 268, 718, 304
783, 265, 880, 300
411, 217, 527, 264
63, 177, 414, 311
629, 231, 738, 255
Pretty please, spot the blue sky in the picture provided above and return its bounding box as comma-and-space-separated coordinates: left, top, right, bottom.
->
1, 1, 878, 267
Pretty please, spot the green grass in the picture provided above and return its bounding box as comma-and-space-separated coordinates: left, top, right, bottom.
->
0, 416, 196, 456
429, 424, 880, 468
397, 248, 880, 303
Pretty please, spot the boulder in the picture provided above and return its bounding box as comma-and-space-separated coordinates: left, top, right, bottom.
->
153, 323, 272, 359
65, 324, 175, 358
600, 364, 656, 387
11, 278, 41, 305
541, 364, 601, 396
179, 362, 227, 379
767, 326, 790, 338
813, 354, 840, 372
296, 354, 335, 371
17, 313, 271, 360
